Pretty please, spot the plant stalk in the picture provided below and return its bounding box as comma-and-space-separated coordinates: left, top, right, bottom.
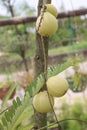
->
34, 0, 51, 129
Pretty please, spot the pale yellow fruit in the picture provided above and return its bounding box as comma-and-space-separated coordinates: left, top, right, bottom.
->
46, 76, 69, 97
45, 4, 58, 17
36, 12, 58, 36
33, 91, 54, 113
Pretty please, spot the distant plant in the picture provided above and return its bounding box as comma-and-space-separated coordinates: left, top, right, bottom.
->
58, 100, 87, 130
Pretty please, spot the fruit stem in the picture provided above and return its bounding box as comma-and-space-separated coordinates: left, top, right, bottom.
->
37, 6, 46, 32
41, 34, 61, 128
47, 90, 61, 127
41, 36, 47, 83
37, 118, 87, 130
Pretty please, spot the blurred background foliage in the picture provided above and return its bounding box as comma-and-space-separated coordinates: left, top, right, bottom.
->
57, 99, 87, 130
0, 0, 87, 89
0, 1, 87, 129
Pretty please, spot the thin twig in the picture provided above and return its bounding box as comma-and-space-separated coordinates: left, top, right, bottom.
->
37, 6, 46, 32
40, 6, 61, 129
37, 118, 87, 130
0, 106, 11, 115
41, 36, 47, 81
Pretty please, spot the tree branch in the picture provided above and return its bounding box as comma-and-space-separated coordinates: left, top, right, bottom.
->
0, 8, 87, 26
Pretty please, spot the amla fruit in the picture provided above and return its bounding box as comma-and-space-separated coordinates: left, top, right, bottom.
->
36, 12, 58, 36
33, 91, 54, 113
44, 4, 58, 17
46, 76, 69, 97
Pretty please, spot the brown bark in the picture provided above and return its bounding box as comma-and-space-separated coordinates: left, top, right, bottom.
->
34, 0, 51, 129
20, 51, 29, 72
0, 9, 87, 26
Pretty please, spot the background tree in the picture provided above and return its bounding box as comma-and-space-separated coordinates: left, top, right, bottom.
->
0, 0, 35, 72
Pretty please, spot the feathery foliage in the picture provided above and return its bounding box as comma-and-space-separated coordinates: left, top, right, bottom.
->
0, 93, 34, 130
0, 61, 71, 130
1, 84, 17, 109
25, 61, 71, 96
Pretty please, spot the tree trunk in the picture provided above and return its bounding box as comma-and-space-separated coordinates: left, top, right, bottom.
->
34, 0, 51, 129
22, 56, 29, 72
8, 3, 29, 72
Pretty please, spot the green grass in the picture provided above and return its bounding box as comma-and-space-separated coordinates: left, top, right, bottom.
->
49, 40, 87, 55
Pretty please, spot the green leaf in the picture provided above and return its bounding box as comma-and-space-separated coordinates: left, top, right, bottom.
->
0, 122, 4, 130
0, 93, 34, 130
25, 61, 71, 96
47, 60, 71, 78
1, 84, 17, 109
17, 123, 33, 130
2, 117, 7, 127
5, 112, 11, 122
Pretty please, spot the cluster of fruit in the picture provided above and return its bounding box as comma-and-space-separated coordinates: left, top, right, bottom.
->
33, 4, 69, 113
33, 75, 69, 113
36, 4, 58, 36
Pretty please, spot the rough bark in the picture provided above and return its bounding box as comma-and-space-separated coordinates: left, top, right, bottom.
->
34, 0, 51, 129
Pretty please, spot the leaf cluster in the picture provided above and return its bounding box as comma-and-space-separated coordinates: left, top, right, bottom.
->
0, 61, 71, 129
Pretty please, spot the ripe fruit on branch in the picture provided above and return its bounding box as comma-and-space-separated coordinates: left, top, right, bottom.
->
44, 4, 58, 17
46, 76, 69, 97
33, 91, 54, 113
36, 12, 58, 36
